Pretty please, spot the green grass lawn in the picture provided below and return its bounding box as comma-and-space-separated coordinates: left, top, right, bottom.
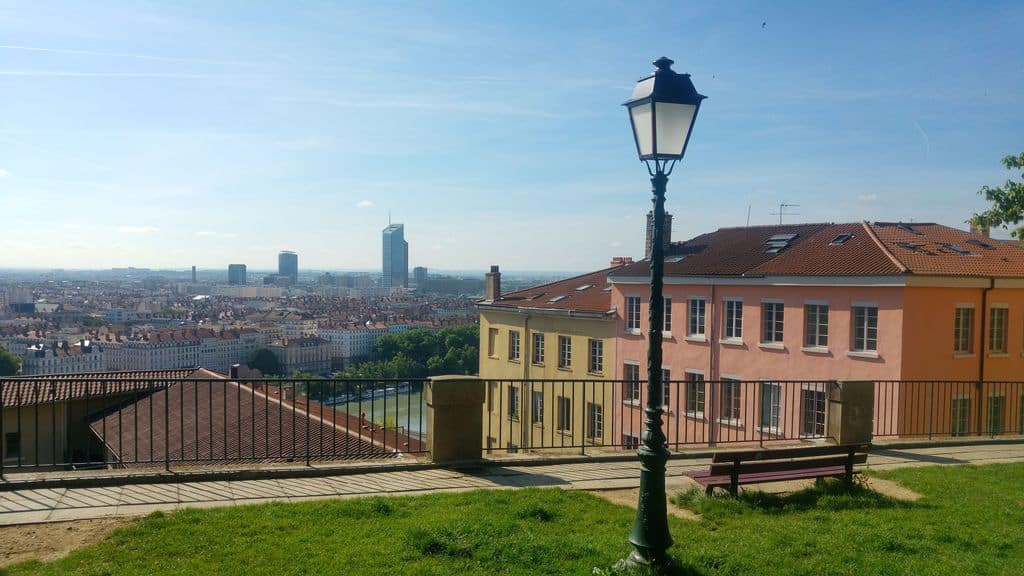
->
5, 463, 1024, 576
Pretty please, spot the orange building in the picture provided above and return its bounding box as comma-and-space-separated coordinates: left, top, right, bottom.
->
608, 222, 1024, 445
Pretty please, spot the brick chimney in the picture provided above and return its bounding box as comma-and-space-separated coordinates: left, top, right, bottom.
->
485, 265, 501, 301
645, 210, 673, 259
969, 223, 991, 238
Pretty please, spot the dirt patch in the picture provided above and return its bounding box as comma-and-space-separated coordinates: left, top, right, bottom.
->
589, 488, 701, 521
863, 477, 922, 501
0, 517, 133, 568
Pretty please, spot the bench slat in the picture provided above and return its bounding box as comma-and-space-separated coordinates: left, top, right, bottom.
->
693, 466, 858, 488
709, 453, 867, 477
711, 444, 869, 463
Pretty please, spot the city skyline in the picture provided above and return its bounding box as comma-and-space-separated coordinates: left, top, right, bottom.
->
1, 2, 1022, 271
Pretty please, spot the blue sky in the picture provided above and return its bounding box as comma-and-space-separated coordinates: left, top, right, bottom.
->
1, 1, 1022, 272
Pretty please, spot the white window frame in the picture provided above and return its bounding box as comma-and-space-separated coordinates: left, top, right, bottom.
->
661, 366, 672, 410
625, 295, 642, 333
623, 361, 641, 404
851, 303, 878, 353
687, 297, 706, 339
951, 394, 971, 436
953, 305, 975, 355
684, 369, 705, 418
989, 305, 1009, 355
508, 330, 521, 362
800, 384, 827, 437
557, 396, 572, 432
804, 302, 829, 349
587, 402, 604, 439
508, 385, 519, 418
723, 298, 743, 342
588, 338, 603, 374
761, 300, 785, 344
663, 296, 672, 334
532, 333, 545, 365
719, 377, 742, 425
531, 390, 544, 424
758, 381, 782, 433
558, 335, 572, 369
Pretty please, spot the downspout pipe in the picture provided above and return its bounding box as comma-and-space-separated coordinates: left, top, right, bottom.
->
978, 278, 994, 435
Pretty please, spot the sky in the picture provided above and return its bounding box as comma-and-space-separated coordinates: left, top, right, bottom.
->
1, 1, 1022, 272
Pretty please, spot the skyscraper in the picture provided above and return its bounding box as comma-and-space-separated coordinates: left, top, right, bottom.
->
278, 251, 298, 284
382, 224, 408, 290
228, 264, 247, 285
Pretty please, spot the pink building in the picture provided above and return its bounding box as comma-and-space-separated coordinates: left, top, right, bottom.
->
608, 222, 1024, 446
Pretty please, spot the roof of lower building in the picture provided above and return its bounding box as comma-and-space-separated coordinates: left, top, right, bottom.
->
479, 266, 622, 315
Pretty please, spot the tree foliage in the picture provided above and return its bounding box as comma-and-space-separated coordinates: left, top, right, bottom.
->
247, 347, 282, 376
971, 152, 1024, 240
0, 344, 20, 376
336, 325, 479, 379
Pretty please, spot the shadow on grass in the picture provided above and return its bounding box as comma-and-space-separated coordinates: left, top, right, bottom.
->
594, 556, 706, 576
673, 478, 924, 517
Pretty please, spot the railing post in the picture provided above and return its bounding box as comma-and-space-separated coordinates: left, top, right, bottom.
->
1, 379, 5, 481
927, 383, 934, 440
425, 375, 485, 464
164, 380, 170, 473
827, 380, 874, 445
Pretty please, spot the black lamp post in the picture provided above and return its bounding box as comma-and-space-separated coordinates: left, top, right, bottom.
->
623, 56, 705, 567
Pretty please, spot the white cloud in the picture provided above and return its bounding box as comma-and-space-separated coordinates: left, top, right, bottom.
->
0, 168, 9, 177
857, 194, 878, 202
117, 225, 160, 234
195, 230, 218, 237
357, 200, 374, 208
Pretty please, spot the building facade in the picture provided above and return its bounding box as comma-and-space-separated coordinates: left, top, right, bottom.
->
228, 264, 247, 285
608, 222, 1024, 445
278, 251, 298, 284
477, 266, 624, 453
382, 224, 409, 290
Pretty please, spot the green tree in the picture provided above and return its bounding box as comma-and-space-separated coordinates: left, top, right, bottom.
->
247, 347, 282, 375
0, 345, 20, 376
971, 152, 1024, 240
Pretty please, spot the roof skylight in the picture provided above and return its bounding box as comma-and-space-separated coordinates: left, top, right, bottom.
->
966, 239, 995, 250
575, 284, 593, 291
548, 295, 567, 303
829, 234, 853, 245
943, 243, 973, 256
897, 223, 923, 235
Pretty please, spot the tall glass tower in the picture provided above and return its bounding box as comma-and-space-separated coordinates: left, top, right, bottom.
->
278, 251, 298, 284
382, 224, 408, 290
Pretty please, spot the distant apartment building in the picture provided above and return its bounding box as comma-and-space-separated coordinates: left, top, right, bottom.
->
267, 337, 331, 375
228, 264, 247, 285
278, 251, 298, 284
101, 328, 261, 373
477, 265, 624, 453
607, 222, 1024, 444
413, 266, 428, 288
21, 340, 107, 375
382, 224, 409, 290
318, 322, 427, 366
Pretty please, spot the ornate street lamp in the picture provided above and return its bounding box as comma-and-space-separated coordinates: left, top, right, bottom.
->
623, 56, 705, 567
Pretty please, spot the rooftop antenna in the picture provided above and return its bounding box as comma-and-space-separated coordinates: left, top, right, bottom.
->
388, 209, 391, 226
769, 203, 800, 224
746, 204, 751, 227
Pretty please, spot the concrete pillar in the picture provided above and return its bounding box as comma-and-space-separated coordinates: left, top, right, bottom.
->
426, 376, 486, 464
827, 380, 875, 445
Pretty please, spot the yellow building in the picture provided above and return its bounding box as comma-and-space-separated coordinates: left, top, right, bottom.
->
477, 265, 624, 453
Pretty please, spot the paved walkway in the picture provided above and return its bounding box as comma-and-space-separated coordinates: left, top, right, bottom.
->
2, 442, 1022, 526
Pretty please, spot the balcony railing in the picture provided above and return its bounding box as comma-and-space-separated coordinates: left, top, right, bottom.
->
1, 377, 427, 476
2, 376, 1022, 477
482, 379, 1024, 454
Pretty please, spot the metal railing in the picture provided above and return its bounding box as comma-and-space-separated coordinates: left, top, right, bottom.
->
482, 379, 1024, 454
0, 377, 427, 477
874, 380, 1024, 439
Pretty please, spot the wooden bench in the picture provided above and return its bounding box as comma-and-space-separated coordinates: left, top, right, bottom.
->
685, 444, 870, 496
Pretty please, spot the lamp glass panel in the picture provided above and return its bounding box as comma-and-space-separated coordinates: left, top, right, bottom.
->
654, 102, 696, 158
629, 102, 653, 157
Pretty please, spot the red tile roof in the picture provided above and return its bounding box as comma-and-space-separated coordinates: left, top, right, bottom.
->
87, 378, 406, 465
2, 369, 197, 407
609, 222, 1024, 279
481, 266, 622, 314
